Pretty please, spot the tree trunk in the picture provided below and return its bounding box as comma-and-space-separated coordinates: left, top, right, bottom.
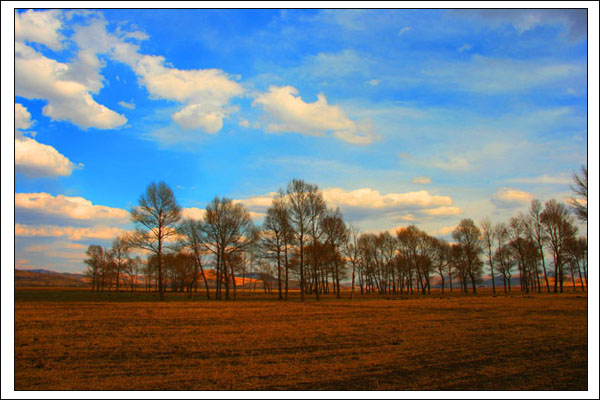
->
277, 247, 283, 300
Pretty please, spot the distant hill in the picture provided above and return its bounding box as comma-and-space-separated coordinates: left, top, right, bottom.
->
15, 269, 88, 287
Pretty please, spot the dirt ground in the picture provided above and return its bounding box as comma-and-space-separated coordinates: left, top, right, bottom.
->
14, 289, 588, 390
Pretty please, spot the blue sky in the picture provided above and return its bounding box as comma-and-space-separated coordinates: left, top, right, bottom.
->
9, 8, 591, 273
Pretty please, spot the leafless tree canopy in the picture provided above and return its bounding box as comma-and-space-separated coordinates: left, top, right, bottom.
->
568, 165, 587, 223
129, 181, 181, 300
84, 179, 588, 299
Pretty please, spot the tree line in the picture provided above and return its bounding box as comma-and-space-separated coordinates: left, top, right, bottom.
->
84, 168, 588, 300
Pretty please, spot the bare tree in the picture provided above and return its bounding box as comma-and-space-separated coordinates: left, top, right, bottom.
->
110, 234, 131, 292
494, 244, 515, 293
507, 215, 531, 293
568, 165, 587, 223
84, 245, 104, 292
203, 196, 257, 300
125, 256, 142, 291
129, 182, 181, 301
396, 226, 422, 294
540, 199, 577, 293
527, 200, 551, 293
178, 218, 211, 299
343, 223, 361, 299
321, 207, 347, 299
262, 196, 290, 300
480, 218, 497, 295
452, 219, 483, 294
306, 184, 326, 300
286, 179, 313, 301
431, 238, 450, 295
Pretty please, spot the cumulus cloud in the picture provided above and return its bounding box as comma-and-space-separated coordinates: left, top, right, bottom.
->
15, 192, 129, 222
15, 9, 64, 50
71, 15, 243, 135
180, 207, 207, 220
15, 137, 78, 178
181, 206, 263, 222
238, 187, 454, 210
236, 187, 457, 223
412, 176, 432, 184
14, 103, 79, 177
16, 10, 242, 135
323, 188, 452, 209
124, 54, 243, 133
133, 56, 243, 104
491, 188, 534, 209
234, 192, 278, 209
15, 40, 127, 130
171, 105, 224, 133
15, 223, 125, 240
253, 86, 376, 145
15, 103, 33, 135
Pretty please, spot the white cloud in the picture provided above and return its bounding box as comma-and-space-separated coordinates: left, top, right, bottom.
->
453, 9, 587, 41
118, 101, 135, 109
234, 192, 278, 209
133, 55, 243, 104
15, 9, 64, 50
300, 49, 370, 79
253, 86, 376, 145
15, 192, 129, 222
323, 188, 452, 209
236, 188, 456, 223
491, 188, 534, 209
181, 206, 263, 223
411, 176, 432, 184
15, 137, 77, 177
457, 43, 472, 52
317, 10, 369, 31
438, 225, 457, 235
423, 54, 583, 94
506, 174, 572, 185
15, 103, 33, 136
180, 207, 206, 220
171, 104, 224, 133
126, 54, 243, 133
16, 10, 242, 135
15, 224, 125, 240
77, 16, 243, 135
15, 40, 127, 130
399, 26, 412, 36
431, 156, 471, 171
391, 214, 415, 222
422, 206, 461, 216
249, 211, 266, 221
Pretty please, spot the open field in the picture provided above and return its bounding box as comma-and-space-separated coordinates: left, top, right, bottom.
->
14, 288, 587, 390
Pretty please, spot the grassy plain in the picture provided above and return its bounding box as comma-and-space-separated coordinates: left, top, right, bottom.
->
14, 288, 587, 390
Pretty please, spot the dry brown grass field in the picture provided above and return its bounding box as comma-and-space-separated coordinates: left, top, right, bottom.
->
14, 288, 587, 391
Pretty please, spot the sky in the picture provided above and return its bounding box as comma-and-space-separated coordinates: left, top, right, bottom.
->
7, 7, 593, 273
